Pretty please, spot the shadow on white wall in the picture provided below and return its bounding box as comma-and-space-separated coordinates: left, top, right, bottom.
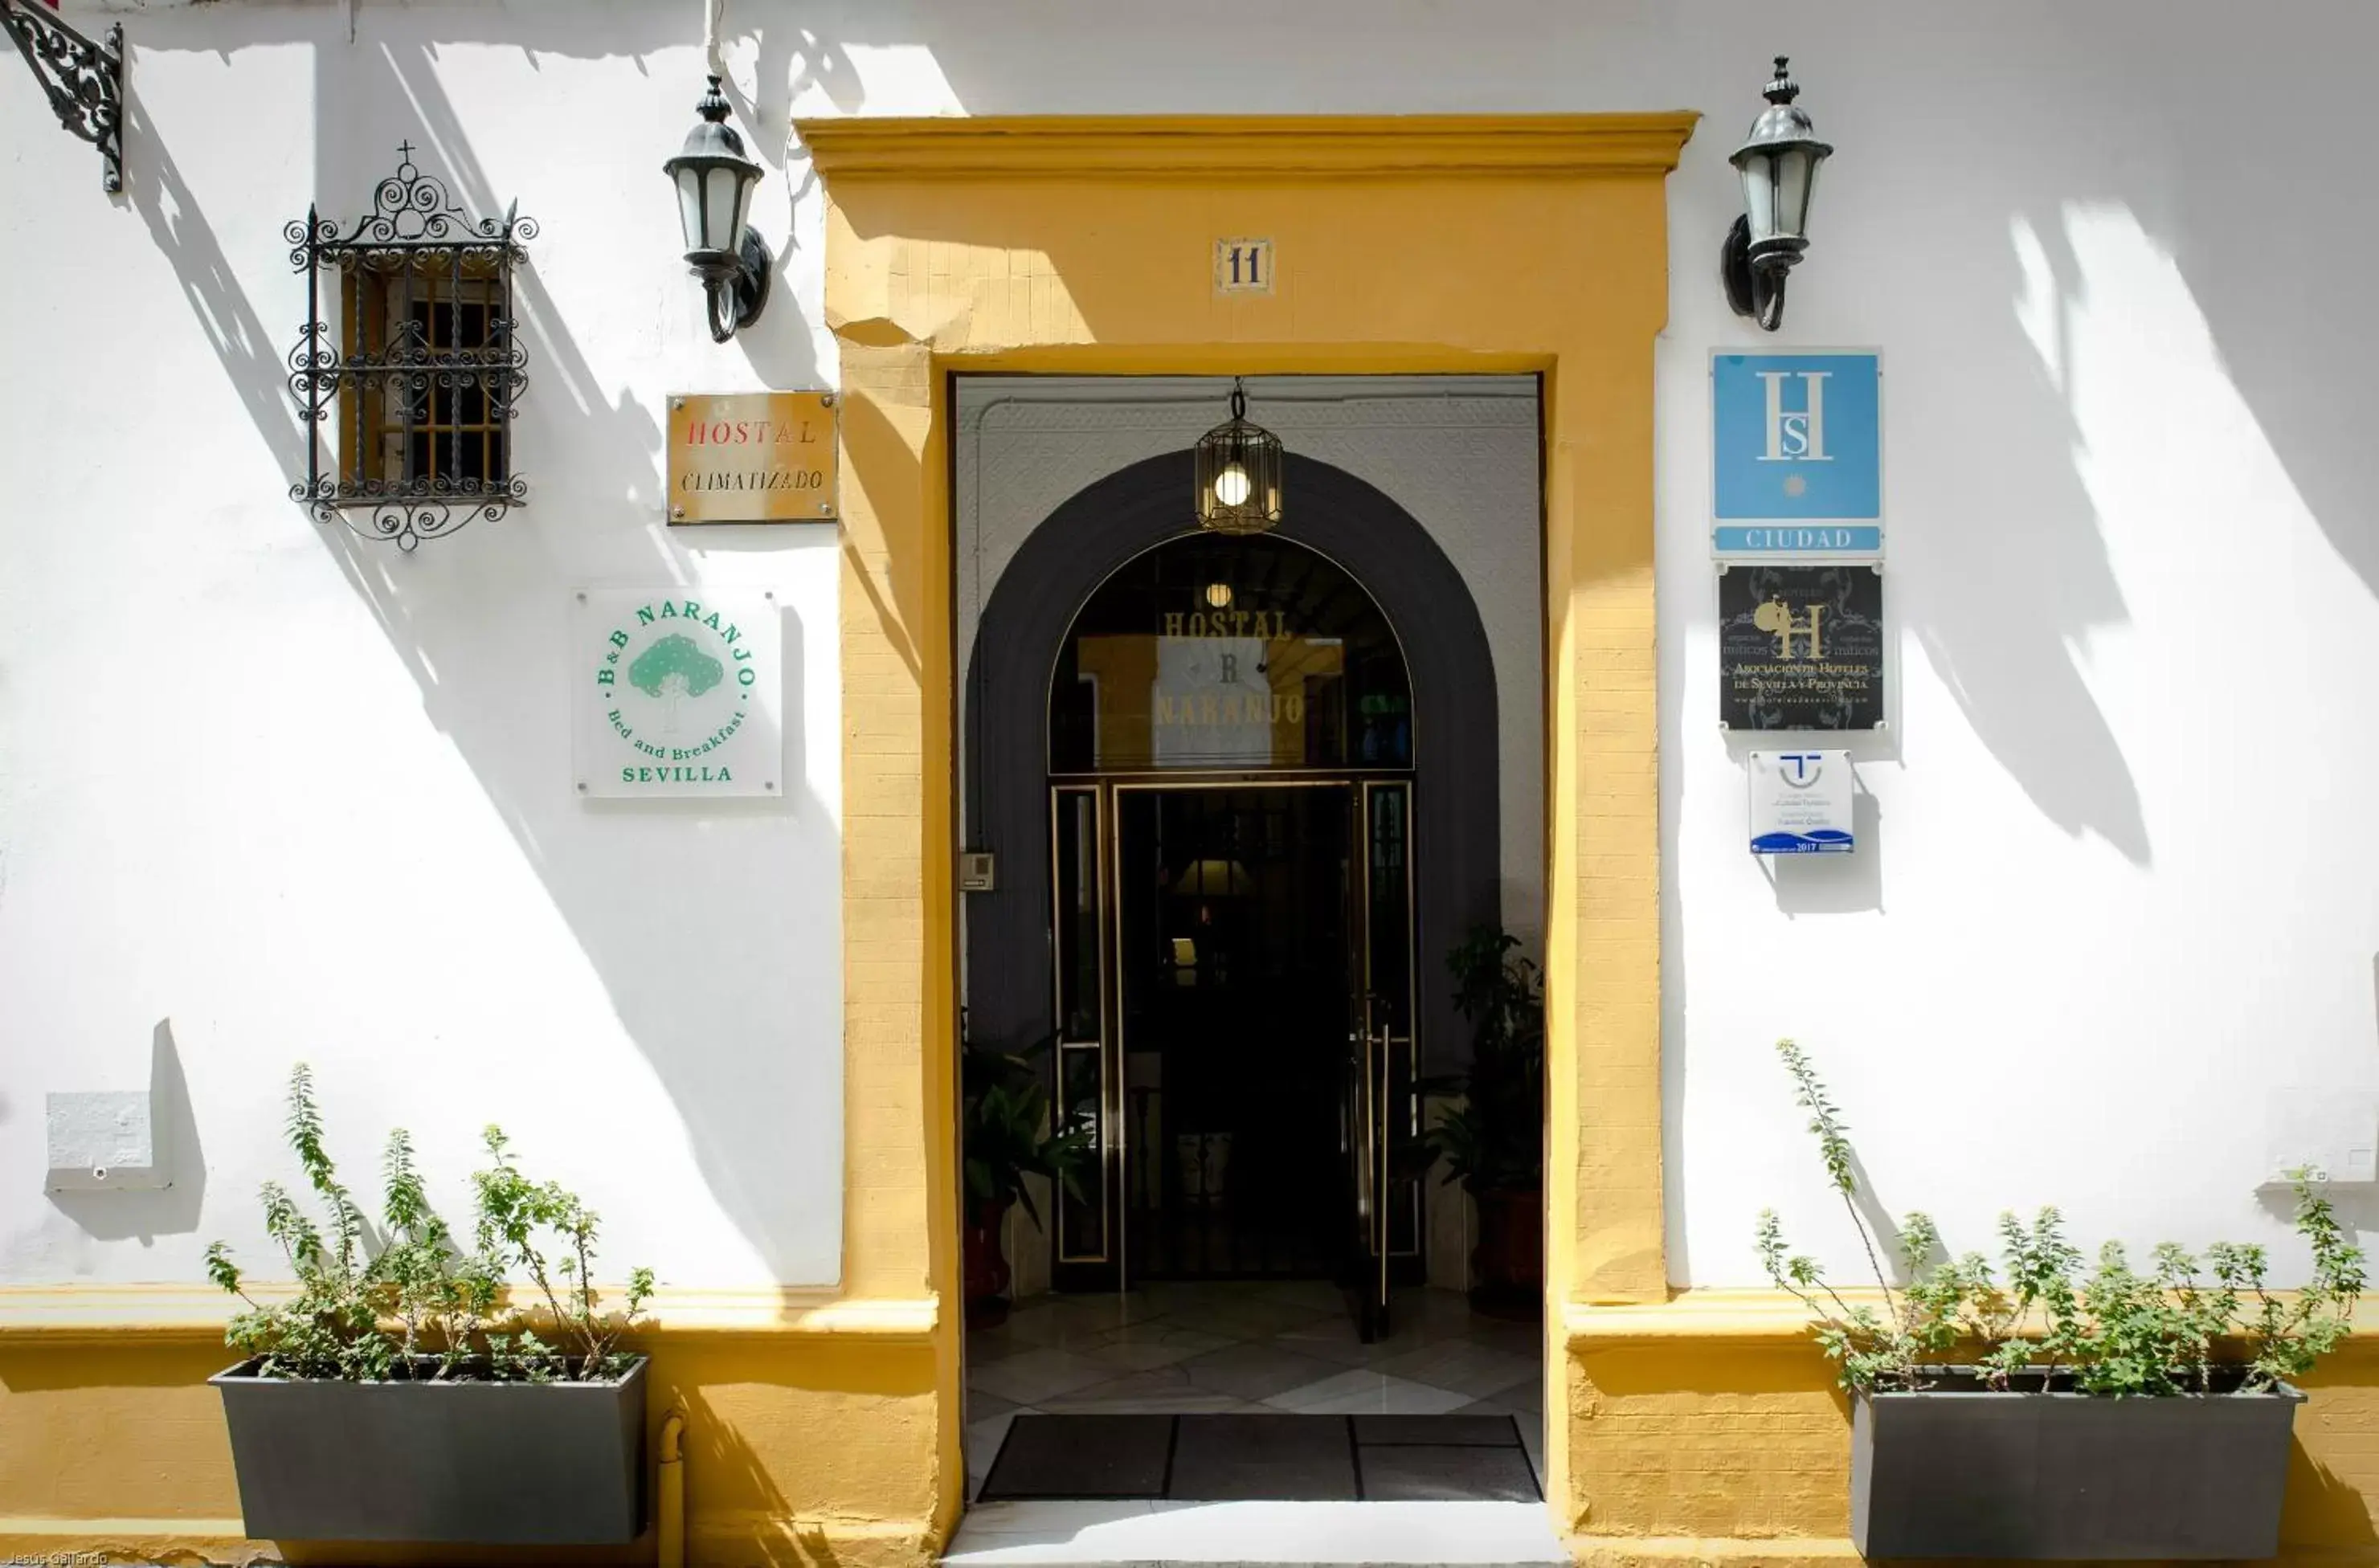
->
117, 4, 852, 1284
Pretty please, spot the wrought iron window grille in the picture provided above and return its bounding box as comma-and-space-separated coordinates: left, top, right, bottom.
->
286, 143, 537, 550
0, 0, 125, 193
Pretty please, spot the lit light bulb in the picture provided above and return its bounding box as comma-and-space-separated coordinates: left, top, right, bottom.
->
1212, 463, 1253, 508
1204, 582, 1234, 609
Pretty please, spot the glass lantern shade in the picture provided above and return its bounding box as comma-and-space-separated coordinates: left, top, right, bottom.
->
1194, 382, 1284, 536
673, 160, 755, 260
1736, 145, 1821, 256
1739, 150, 1778, 248
664, 77, 762, 274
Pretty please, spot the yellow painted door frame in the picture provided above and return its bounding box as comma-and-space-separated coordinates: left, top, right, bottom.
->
800, 112, 1696, 1542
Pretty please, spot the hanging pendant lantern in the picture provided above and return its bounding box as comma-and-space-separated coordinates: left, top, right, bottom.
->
1194, 378, 1283, 536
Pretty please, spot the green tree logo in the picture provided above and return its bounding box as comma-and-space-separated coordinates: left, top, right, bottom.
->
629, 632, 724, 733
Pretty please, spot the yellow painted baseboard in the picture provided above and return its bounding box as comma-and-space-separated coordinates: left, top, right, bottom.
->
0, 1298, 952, 1568
10, 1289, 2379, 1564
1564, 1288, 2379, 1343
1568, 1541, 2379, 1568
1557, 1291, 2379, 1557
692, 1511, 942, 1568
0, 1284, 940, 1342
1564, 1292, 1825, 1342
1567, 1537, 1866, 1568
0, 1514, 942, 1568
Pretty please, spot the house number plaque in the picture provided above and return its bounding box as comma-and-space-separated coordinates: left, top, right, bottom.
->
667, 390, 839, 524
1215, 239, 1274, 295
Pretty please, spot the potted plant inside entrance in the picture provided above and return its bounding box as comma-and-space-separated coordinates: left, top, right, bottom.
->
1424, 926, 1545, 1318
205, 1065, 654, 1546
963, 1038, 1091, 1328
1759, 1040, 2364, 1560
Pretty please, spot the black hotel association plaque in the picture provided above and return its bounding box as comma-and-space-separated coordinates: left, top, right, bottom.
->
1719, 565, 1884, 730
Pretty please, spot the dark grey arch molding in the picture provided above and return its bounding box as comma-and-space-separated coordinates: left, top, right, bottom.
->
965, 451, 1502, 1074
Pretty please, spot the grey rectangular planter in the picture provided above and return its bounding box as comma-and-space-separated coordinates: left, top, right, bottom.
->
1853, 1375, 2304, 1560
211, 1356, 647, 1545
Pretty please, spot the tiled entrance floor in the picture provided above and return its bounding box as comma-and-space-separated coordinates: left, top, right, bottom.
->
965, 1284, 1543, 1504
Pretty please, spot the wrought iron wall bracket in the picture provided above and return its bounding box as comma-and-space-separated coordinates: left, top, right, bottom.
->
0, 0, 125, 194
1720, 214, 1789, 333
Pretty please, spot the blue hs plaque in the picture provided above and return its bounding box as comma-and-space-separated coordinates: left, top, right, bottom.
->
1711, 350, 1881, 559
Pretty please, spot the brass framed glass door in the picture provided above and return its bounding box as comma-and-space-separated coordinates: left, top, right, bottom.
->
1115, 782, 1354, 1284
1349, 778, 1413, 1341
1049, 786, 1120, 1292
1048, 776, 1417, 1317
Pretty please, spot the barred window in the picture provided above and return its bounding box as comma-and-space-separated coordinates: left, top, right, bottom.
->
349, 261, 509, 491
288, 145, 535, 549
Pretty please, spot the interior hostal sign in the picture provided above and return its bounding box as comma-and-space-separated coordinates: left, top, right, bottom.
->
668, 390, 838, 523
573, 590, 783, 797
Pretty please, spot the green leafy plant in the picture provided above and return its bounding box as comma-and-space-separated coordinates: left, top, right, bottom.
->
378, 1125, 501, 1378
203, 1064, 390, 1381
962, 1038, 1092, 1231
470, 1125, 656, 1382
206, 1064, 653, 1382
1422, 926, 1545, 1194
1756, 1039, 2364, 1396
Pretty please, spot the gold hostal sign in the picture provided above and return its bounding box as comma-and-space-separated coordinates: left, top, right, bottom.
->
667, 391, 839, 523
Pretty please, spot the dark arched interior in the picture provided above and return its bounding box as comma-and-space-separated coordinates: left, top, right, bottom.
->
965, 450, 1502, 1074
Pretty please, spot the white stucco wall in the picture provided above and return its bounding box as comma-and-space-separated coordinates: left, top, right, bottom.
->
0, 2, 846, 1290
4, 0, 2376, 1293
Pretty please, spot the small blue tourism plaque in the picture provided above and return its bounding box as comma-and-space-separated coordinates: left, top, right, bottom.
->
1711, 349, 1882, 560
1748, 749, 1855, 855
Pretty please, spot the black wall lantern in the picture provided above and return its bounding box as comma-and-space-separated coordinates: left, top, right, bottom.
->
1, 0, 124, 193
664, 75, 771, 343
1194, 378, 1284, 536
1721, 56, 1833, 332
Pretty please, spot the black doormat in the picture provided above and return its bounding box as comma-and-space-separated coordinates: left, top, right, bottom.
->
979, 1413, 1176, 1500
978, 1412, 1538, 1503
1170, 1414, 1357, 1501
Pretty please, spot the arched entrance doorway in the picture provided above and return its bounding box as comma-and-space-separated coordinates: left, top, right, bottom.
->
965, 451, 1503, 1342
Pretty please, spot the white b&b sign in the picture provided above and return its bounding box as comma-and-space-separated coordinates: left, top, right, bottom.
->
573, 589, 783, 798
